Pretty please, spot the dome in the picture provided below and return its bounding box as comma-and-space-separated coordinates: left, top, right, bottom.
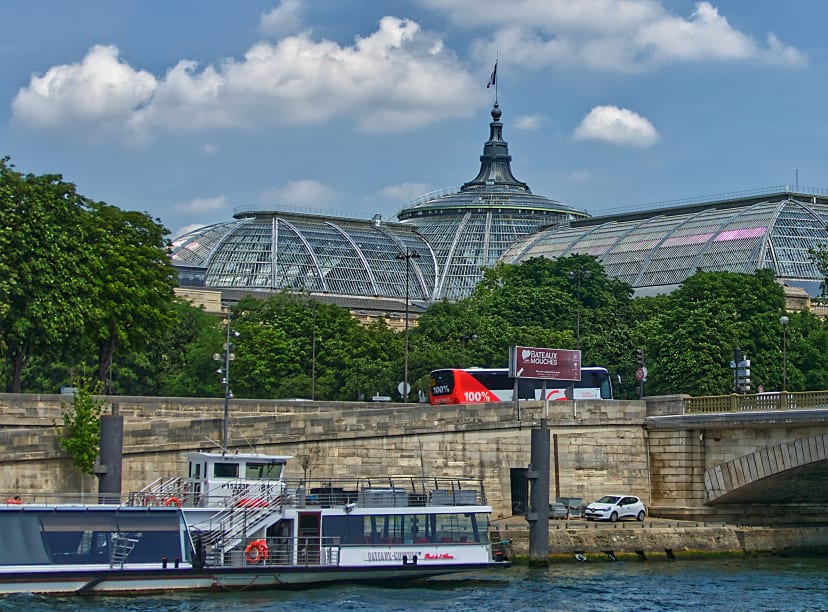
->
502, 190, 828, 297
171, 212, 436, 302
397, 103, 589, 300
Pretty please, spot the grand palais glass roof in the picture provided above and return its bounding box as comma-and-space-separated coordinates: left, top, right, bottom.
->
171, 102, 587, 304
171, 213, 435, 302
169, 97, 828, 307
396, 103, 588, 300
502, 190, 828, 297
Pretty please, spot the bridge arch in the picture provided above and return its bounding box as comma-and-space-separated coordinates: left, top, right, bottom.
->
704, 433, 828, 503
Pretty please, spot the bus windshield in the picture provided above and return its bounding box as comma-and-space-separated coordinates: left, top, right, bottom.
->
429, 367, 613, 405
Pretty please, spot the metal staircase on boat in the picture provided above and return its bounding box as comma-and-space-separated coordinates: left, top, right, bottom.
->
190, 488, 285, 565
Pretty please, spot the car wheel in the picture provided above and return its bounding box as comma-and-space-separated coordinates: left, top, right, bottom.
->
610, 511, 618, 522
637, 510, 645, 521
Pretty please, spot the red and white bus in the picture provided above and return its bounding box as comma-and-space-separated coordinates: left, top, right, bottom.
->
428, 367, 613, 405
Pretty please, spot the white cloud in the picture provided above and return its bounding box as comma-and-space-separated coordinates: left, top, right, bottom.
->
258, 0, 306, 38
173, 195, 229, 214
259, 179, 342, 208
172, 222, 212, 240
431, 0, 806, 72
514, 114, 543, 130
376, 182, 433, 204
11, 17, 480, 144
11, 44, 157, 140
573, 105, 659, 147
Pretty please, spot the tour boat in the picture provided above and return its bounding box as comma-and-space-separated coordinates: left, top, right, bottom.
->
0, 451, 508, 594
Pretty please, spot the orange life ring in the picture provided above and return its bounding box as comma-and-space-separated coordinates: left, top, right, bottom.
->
4, 498, 22, 505
244, 539, 268, 563
163, 496, 182, 508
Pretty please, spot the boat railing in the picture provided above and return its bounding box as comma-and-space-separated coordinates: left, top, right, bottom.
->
280, 476, 487, 509
189, 484, 288, 561
129, 477, 190, 507
213, 536, 341, 568
131, 477, 287, 510
1, 491, 130, 506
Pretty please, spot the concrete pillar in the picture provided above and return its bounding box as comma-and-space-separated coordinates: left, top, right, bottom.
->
97, 403, 124, 503
528, 418, 550, 565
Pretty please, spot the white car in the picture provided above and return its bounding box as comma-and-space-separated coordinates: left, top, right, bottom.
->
584, 495, 646, 522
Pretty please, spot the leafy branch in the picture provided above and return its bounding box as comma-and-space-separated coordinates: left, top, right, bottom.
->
56, 378, 106, 475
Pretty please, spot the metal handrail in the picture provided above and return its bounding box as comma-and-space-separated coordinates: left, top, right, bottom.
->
684, 390, 828, 414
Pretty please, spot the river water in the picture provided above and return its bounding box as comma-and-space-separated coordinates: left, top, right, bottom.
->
1, 556, 826, 611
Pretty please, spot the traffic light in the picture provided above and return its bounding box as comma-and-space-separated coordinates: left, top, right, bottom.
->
635, 349, 644, 365
736, 358, 751, 393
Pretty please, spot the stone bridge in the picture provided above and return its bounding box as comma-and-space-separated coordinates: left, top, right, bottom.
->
1, 393, 826, 523
646, 406, 828, 521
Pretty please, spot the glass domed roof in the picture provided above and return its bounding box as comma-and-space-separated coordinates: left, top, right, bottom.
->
171, 212, 435, 301
502, 190, 828, 297
397, 103, 589, 300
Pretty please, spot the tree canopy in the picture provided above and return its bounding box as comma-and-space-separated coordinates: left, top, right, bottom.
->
0, 157, 177, 392
4, 155, 828, 400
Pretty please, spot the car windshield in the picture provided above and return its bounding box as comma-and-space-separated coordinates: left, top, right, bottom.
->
596, 496, 621, 504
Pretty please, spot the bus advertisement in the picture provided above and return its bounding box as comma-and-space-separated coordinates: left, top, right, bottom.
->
428, 367, 613, 405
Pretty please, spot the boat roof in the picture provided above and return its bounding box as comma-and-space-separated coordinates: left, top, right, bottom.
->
186, 451, 292, 463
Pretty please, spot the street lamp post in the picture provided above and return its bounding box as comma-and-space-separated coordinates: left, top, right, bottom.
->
567, 270, 592, 350
213, 314, 239, 450
396, 249, 420, 401
780, 315, 789, 391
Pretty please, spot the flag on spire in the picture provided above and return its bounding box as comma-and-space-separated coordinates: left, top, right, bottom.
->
486, 62, 497, 88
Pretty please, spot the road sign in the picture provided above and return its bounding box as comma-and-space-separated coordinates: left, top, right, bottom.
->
635, 366, 648, 381
397, 382, 411, 396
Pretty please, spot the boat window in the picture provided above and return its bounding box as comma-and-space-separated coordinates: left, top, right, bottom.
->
34, 509, 188, 566
245, 462, 283, 480
323, 513, 490, 545
213, 462, 239, 478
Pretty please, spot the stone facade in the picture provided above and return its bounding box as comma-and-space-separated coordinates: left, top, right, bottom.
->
2, 393, 826, 522
0, 394, 650, 519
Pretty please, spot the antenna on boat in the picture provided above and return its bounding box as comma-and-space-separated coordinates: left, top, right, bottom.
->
203, 436, 229, 454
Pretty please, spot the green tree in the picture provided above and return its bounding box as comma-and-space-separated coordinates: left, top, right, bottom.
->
808, 244, 828, 300
57, 378, 106, 476
409, 254, 638, 398
116, 299, 224, 397
0, 158, 90, 392
646, 269, 785, 396
83, 201, 178, 390
225, 294, 400, 401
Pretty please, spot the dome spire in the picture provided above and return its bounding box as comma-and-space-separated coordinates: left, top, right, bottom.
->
461, 103, 530, 192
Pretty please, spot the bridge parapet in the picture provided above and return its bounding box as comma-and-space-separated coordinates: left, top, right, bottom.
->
684, 390, 828, 414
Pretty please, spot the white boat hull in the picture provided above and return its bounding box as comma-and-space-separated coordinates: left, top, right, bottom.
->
0, 561, 507, 595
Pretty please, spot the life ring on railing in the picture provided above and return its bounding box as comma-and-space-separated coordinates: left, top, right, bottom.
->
4, 498, 22, 505
163, 496, 182, 508
244, 539, 268, 563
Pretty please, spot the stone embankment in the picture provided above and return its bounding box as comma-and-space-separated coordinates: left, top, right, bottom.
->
491, 519, 828, 562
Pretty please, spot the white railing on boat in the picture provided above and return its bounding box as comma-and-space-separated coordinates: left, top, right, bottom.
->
2, 475, 487, 509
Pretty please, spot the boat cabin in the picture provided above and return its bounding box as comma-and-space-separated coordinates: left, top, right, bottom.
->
185, 452, 291, 508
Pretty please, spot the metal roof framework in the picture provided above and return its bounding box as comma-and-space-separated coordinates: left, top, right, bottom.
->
502, 196, 828, 297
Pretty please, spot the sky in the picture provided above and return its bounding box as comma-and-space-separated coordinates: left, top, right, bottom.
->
2, 0, 827, 238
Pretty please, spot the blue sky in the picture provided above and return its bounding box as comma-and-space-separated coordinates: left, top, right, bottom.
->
2, 0, 826, 238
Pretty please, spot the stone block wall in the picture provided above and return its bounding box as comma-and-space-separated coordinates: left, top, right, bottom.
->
0, 394, 651, 518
